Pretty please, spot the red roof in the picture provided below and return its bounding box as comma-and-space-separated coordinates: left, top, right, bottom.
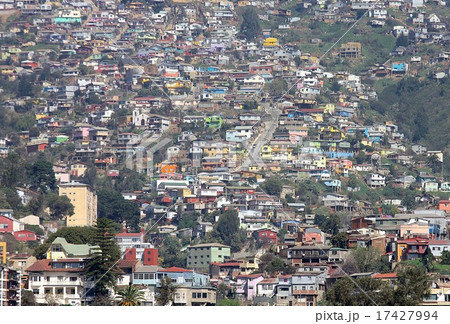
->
118, 259, 139, 269
398, 238, 429, 244
159, 266, 192, 273
372, 273, 398, 279
237, 274, 263, 279
116, 232, 142, 237
26, 259, 85, 273
429, 240, 450, 245
210, 262, 242, 267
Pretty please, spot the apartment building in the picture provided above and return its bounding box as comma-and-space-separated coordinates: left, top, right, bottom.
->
0, 265, 21, 306
59, 182, 97, 227
186, 243, 231, 271
26, 258, 94, 306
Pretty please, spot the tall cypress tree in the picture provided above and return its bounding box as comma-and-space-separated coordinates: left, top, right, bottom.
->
85, 218, 122, 297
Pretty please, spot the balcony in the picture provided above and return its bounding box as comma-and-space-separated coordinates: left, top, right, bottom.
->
293, 290, 318, 295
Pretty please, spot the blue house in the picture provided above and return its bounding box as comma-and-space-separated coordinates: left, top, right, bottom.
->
132, 265, 210, 287
323, 179, 342, 191
391, 62, 408, 73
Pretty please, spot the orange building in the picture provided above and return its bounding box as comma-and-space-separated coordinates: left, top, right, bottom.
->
158, 164, 178, 174
438, 200, 450, 212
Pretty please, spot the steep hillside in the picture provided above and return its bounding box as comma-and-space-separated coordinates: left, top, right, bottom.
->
372, 77, 450, 151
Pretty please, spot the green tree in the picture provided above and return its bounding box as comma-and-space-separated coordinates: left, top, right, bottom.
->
261, 176, 283, 196
216, 298, 241, 306
330, 232, 348, 249
216, 282, 231, 300
325, 277, 393, 306
394, 264, 431, 305
426, 154, 442, 174
265, 78, 288, 97
160, 236, 186, 268
21, 289, 37, 306
396, 35, 409, 47
319, 214, 341, 235
265, 257, 296, 275
239, 7, 261, 41
85, 92, 102, 104
155, 277, 176, 306
177, 213, 198, 230
117, 284, 145, 306
351, 247, 383, 273
79, 64, 89, 75
28, 194, 44, 216
18, 75, 34, 97
213, 210, 241, 248
242, 100, 258, 110
97, 190, 140, 231
381, 204, 399, 216
91, 295, 114, 306
1, 152, 25, 188
330, 80, 341, 92
27, 159, 56, 193
85, 218, 122, 297
46, 193, 74, 220
441, 251, 450, 265
313, 214, 327, 227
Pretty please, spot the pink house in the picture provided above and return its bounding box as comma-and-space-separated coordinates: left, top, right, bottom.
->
236, 274, 264, 300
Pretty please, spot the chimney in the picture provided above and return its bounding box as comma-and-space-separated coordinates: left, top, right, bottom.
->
124, 248, 137, 261
143, 248, 158, 266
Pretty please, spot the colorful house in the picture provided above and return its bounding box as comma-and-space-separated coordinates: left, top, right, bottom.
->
263, 37, 279, 47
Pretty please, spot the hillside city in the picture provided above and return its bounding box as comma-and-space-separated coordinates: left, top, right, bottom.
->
0, 0, 450, 307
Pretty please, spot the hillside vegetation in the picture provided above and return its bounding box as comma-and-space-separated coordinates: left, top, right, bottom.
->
371, 77, 450, 151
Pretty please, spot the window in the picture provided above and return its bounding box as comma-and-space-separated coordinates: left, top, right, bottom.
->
202, 293, 207, 298
192, 293, 196, 299
70, 277, 77, 282
32, 289, 39, 295
0, 224, 8, 229
52, 245, 62, 252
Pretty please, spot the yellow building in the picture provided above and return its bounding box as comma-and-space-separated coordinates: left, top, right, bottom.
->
59, 182, 97, 227
46, 237, 100, 259
0, 242, 6, 264
381, 149, 394, 157
70, 162, 88, 177
323, 104, 335, 114
261, 145, 273, 159
313, 156, 327, 169
263, 37, 278, 47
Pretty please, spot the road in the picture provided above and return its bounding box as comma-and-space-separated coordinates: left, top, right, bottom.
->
234, 101, 281, 172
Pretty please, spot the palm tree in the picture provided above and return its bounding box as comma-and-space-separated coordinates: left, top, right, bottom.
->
117, 284, 145, 306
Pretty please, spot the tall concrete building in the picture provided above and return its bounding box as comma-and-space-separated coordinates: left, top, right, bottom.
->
59, 182, 97, 227
186, 243, 231, 271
